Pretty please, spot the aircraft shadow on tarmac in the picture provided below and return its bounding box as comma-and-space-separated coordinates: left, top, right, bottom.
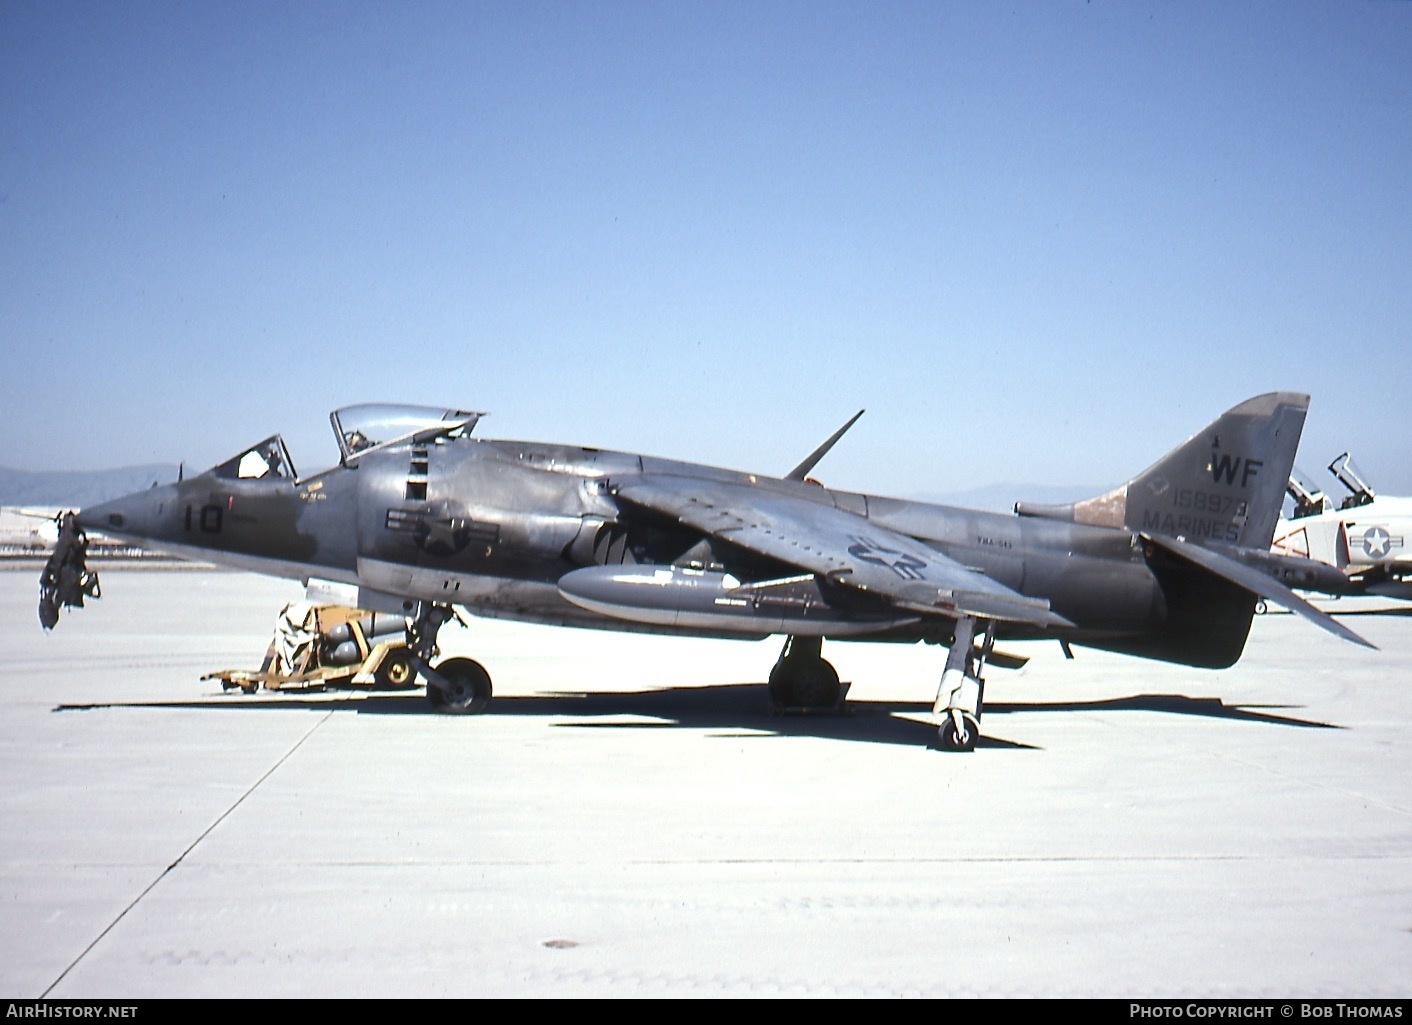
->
1327, 605, 1412, 618
54, 683, 1340, 751
1273, 603, 1412, 619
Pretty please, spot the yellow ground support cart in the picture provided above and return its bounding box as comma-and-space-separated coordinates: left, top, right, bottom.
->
204, 602, 415, 694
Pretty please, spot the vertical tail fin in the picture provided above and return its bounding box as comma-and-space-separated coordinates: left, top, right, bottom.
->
1039, 393, 1309, 549
1014, 393, 1312, 669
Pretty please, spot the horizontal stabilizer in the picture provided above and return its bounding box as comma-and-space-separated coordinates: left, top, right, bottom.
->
1143, 533, 1376, 650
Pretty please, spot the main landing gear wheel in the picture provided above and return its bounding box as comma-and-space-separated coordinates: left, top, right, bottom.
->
769, 655, 841, 709
937, 710, 979, 752
426, 657, 492, 714
768, 635, 841, 710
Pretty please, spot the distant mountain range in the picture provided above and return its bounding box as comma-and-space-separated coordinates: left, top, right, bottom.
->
0, 465, 180, 508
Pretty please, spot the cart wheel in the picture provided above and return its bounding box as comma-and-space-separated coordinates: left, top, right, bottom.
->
375, 651, 415, 689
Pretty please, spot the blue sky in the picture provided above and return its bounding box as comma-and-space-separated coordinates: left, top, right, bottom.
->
3, 1, 1409, 500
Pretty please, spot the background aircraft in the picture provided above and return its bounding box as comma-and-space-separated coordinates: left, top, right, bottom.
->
1274, 454, 1412, 601
40, 392, 1370, 751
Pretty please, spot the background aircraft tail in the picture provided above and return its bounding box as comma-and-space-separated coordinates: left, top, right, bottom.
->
1019, 392, 1309, 550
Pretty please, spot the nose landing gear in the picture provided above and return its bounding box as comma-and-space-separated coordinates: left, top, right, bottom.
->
405, 602, 493, 714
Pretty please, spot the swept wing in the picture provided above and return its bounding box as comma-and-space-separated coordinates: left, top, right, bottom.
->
612, 475, 1071, 629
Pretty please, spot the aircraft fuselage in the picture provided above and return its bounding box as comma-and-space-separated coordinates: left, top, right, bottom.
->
55, 393, 1374, 748
80, 433, 1253, 668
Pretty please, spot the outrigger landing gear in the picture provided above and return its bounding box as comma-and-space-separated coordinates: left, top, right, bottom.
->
767, 635, 843, 711
933, 616, 993, 752
406, 602, 492, 715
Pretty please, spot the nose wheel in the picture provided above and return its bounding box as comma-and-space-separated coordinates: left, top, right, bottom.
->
425, 657, 492, 714
406, 602, 493, 715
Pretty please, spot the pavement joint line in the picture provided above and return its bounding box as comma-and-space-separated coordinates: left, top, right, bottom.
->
39, 710, 335, 998
93, 853, 1412, 869
1207, 750, 1412, 818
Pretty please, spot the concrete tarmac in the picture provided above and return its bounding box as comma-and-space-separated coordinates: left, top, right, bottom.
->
2, 567, 1409, 998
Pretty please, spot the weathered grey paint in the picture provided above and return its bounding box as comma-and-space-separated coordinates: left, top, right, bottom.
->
77, 392, 1346, 670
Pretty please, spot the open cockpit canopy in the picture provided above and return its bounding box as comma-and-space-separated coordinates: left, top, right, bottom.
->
212, 436, 298, 482
1329, 452, 1375, 510
330, 405, 484, 465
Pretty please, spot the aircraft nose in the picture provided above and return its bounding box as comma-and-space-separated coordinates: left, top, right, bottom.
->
77, 483, 180, 543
